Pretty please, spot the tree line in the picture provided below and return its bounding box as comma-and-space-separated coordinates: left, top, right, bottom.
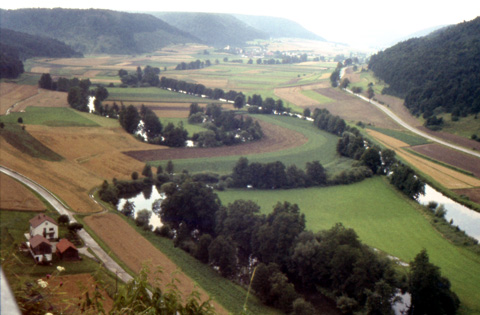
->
98, 166, 459, 314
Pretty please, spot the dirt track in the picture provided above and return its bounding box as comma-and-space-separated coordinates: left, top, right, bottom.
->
124, 119, 308, 161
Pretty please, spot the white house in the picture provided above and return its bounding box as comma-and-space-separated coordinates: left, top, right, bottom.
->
29, 214, 58, 241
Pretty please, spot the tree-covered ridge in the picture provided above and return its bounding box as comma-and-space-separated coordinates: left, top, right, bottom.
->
0, 8, 200, 54
0, 28, 82, 60
151, 12, 269, 47
368, 17, 480, 118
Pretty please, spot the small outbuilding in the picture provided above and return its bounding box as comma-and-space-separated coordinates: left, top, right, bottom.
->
56, 238, 80, 261
29, 213, 58, 241
29, 235, 52, 263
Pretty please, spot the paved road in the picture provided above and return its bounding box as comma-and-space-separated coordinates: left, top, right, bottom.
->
344, 88, 480, 159
0, 166, 132, 284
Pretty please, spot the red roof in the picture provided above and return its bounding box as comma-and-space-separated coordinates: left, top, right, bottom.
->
30, 234, 51, 248
29, 214, 57, 228
56, 238, 77, 254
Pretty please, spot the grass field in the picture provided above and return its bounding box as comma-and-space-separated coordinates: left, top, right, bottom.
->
301, 89, 335, 104
217, 177, 480, 314
152, 114, 354, 175
0, 107, 99, 127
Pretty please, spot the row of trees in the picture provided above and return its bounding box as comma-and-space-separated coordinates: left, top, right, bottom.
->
231, 158, 327, 189
309, 107, 426, 199
175, 59, 212, 70
189, 103, 263, 147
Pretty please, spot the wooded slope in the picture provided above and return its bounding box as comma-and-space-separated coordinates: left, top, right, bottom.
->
368, 17, 480, 117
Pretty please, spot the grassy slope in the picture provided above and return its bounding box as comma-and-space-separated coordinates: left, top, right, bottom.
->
153, 114, 354, 175
0, 107, 99, 127
217, 177, 480, 314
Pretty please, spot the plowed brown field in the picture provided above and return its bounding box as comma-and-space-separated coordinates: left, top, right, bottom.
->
0, 173, 45, 211
412, 144, 480, 178
84, 213, 227, 314
124, 119, 308, 162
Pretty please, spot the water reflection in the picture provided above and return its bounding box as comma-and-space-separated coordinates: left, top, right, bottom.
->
117, 186, 165, 230
417, 185, 480, 241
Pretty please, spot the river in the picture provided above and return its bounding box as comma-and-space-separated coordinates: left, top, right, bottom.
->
117, 186, 165, 230
417, 184, 480, 242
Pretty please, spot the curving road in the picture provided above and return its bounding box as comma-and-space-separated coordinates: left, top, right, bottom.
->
0, 166, 132, 283
344, 88, 480, 159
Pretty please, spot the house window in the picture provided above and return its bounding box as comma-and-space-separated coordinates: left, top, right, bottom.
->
49, 228, 54, 231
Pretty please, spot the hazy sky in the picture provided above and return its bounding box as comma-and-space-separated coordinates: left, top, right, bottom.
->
2, 0, 479, 49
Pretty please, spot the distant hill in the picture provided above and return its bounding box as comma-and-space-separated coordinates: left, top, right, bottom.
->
151, 12, 269, 47
234, 14, 325, 41
0, 8, 200, 54
0, 28, 82, 60
382, 25, 448, 48
368, 17, 480, 117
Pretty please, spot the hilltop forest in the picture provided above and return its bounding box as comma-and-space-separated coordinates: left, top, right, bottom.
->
368, 16, 480, 119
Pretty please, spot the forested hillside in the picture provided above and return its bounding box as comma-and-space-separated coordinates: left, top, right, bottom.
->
368, 17, 480, 118
234, 14, 325, 41
151, 12, 269, 47
0, 8, 200, 54
0, 28, 82, 60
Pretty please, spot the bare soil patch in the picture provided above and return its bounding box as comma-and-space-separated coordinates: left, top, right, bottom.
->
84, 213, 227, 314
411, 144, 480, 179
0, 173, 45, 211
453, 188, 480, 204
274, 83, 328, 107
314, 88, 401, 129
47, 273, 113, 314
0, 83, 38, 114
124, 119, 308, 162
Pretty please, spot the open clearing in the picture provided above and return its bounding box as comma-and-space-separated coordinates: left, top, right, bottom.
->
0, 173, 45, 211
84, 213, 227, 314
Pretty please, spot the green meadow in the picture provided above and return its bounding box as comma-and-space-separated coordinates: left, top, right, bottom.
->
217, 177, 480, 314
0, 107, 99, 127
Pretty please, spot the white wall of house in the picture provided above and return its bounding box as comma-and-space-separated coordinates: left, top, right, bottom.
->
30, 221, 58, 240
